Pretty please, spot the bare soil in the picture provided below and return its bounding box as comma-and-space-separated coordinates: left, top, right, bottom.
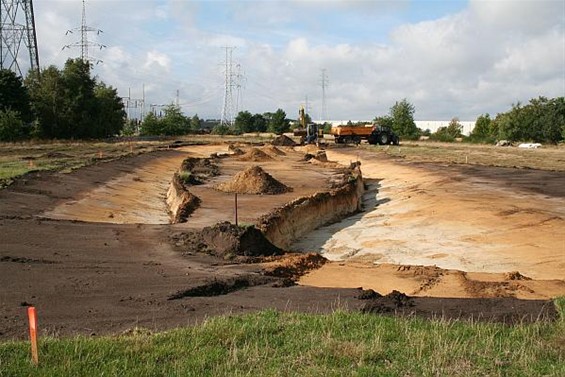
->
0, 143, 561, 340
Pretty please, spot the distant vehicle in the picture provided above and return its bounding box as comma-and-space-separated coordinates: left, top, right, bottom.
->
367, 125, 400, 145
293, 106, 323, 144
330, 124, 400, 145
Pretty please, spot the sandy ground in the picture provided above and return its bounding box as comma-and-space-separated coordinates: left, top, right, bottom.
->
0, 143, 562, 340
297, 147, 565, 299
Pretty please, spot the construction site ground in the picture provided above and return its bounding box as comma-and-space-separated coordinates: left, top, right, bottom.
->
0, 142, 563, 339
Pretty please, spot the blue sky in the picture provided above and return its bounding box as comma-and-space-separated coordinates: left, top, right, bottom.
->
26, 0, 565, 121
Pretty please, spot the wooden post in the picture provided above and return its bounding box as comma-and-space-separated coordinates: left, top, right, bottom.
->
27, 307, 39, 366
234, 193, 238, 226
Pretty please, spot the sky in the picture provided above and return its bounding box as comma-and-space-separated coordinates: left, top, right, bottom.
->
23, 0, 565, 121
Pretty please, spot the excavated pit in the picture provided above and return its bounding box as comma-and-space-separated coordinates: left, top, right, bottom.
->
166, 145, 365, 253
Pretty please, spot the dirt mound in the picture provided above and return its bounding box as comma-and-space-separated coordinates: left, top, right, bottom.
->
168, 275, 273, 299
238, 148, 273, 162
216, 165, 291, 195
262, 145, 286, 156
228, 144, 245, 155
263, 253, 327, 280
180, 157, 219, 184
505, 271, 531, 281
361, 290, 414, 314
271, 135, 296, 147
181, 222, 282, 259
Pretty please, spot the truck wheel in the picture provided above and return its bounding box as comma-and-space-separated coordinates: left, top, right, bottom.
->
379, 133, 389, 145
353, 136, 361, 145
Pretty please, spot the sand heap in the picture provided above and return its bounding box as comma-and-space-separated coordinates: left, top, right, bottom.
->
271, 135, 296, 147
238, 148, 273, 162
262, 145, 286, 156
227, 144, 245, 155
216, 165, 291, 195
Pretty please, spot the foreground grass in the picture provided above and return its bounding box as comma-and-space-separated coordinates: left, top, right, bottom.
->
1, 302, 563, 377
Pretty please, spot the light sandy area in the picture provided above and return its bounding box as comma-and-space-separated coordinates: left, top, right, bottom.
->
297, 148, 565, 298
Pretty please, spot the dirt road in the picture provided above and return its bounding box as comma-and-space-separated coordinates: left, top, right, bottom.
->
297, 147, 565, 299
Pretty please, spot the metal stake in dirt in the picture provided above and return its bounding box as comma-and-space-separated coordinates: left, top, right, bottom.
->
234, 193, 238, 226
27, 306, 39, 366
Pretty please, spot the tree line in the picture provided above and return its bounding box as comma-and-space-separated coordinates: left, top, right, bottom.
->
0, 59, 125, 141
373, 97, 564, 144
2, 61, 562, 144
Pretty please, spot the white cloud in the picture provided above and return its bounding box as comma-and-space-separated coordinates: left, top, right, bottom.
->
21, 0, 564, 121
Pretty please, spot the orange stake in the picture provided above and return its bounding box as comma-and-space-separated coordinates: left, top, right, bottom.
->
27, 307, 39, 366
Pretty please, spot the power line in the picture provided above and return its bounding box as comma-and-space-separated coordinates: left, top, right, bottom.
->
0, 0, 39, 76
62, 0, 105, 64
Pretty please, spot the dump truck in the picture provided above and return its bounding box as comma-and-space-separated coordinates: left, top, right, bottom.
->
330, 124, 400, 145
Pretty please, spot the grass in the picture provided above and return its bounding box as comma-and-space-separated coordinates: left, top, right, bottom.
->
1, 302, 563, 376
361, 141, 565, 171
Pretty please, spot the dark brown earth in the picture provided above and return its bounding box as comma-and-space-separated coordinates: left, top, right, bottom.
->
0, 147, 560, 340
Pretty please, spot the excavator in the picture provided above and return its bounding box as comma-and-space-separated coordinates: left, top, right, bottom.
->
293, 106, 323, 144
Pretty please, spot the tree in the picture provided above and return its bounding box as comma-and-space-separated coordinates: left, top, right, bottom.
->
234, 110, 254, 134
251, 113, 267, 132
25, 66, 65, 138
470, 113, 492, 142
190, 114, 201, 132
60, 58, 98, 138
267, 108, 289, 134
93, 83, 126, 138
373, 115, 393, 129
140, 112, 161, 136
432, 117, 463, 142
390, 99, 419, 139
491, 97, 564, 143
0, 69, 32, 123
26, 58, 125, 139
0, 109, 24, 141
160, 104, 190, 135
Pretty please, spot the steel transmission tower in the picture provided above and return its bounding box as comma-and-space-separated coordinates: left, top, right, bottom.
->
220, 46, 235, 127
63, 0, 105, 63
0, 0, 39, 76
320, 68, 329, 121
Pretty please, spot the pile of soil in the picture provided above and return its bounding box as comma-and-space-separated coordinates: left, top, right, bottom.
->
361, 290, 414, 314
168, 275, 274, 299
263, 253, 327, 280
271, 135, 296, 147
180, 157, 219, 184
216, 165, 291, 195
360, 291, 559, 323
238, 148, 273, 162
228, 144, 245, 155
262, 146, 286, 156
176, 222, 283, 259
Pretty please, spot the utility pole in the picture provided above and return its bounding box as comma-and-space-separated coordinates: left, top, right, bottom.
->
320, 68, 329, 122
0, 0, 39, 76
63, 0, 105, 64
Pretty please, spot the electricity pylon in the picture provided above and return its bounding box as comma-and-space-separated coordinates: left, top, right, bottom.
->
0, 0, 39, 76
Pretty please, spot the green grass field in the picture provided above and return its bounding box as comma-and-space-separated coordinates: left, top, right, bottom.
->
1, 302, 563, 376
